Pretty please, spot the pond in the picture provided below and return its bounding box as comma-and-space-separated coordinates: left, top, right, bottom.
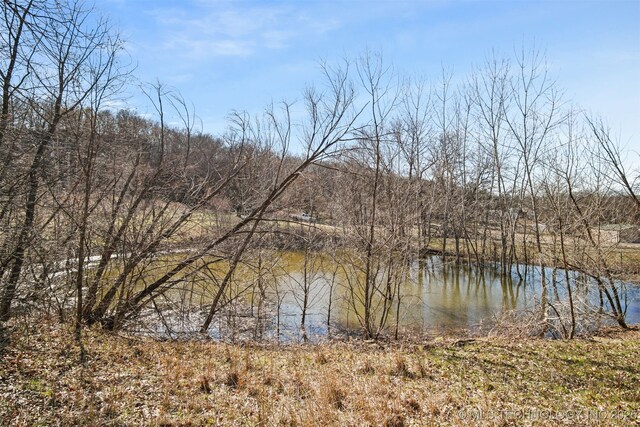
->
270, 253, 640, 341
140, 251, 640, 341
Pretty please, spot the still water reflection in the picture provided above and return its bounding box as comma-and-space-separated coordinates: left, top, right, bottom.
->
266, 252, 640, 341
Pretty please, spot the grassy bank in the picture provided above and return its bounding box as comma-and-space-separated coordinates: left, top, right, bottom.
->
0, 319, 638, 426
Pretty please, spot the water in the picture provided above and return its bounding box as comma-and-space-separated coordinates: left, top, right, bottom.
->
269, 252, 640, 341
137, 251, 640, 341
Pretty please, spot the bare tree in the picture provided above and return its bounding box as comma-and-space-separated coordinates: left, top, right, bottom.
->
197, 60, 360, 333
585, 116, 640, 211
0, 0, 126, 320
504, 46, 563, 330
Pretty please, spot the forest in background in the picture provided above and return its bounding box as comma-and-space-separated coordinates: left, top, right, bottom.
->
1, 0, 639, 343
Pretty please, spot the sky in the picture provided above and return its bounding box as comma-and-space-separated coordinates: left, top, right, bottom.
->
100, 0, 640, 153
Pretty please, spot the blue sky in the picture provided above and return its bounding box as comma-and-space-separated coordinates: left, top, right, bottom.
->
101, 0, 640, 152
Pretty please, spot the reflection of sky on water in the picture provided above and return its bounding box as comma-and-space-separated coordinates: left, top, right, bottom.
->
140, 253, 640, 342
273, 255, 640, 342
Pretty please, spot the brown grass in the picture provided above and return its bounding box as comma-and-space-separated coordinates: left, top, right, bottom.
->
0, 318, 638, 426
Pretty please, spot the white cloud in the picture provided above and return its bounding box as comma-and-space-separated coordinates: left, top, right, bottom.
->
146, 2, 339, 61
102, 99, 128, 110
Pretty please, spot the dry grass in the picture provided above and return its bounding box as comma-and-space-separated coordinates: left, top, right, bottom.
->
0, 318, 639, 426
